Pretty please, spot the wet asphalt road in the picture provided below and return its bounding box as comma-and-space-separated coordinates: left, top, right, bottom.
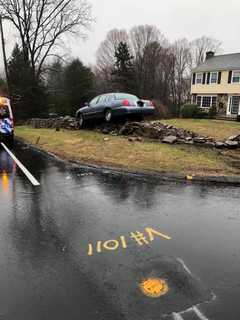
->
0, 142, 240, 320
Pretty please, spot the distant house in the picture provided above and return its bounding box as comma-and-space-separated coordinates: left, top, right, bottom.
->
191, 51, 240, 118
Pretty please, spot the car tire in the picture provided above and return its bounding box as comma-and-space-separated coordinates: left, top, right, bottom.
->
105, 109, 112, 123
77, 114, 84, 129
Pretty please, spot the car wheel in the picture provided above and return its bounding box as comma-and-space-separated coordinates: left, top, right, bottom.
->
105, 109, 112, 123
78, 114, 84, 129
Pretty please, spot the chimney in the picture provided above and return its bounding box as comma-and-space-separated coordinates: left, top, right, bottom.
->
206, 51, 215, 60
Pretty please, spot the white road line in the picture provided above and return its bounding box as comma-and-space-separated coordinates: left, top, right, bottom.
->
177, 258, 193, 276
172, 312, 184, 320
192, 306, 209, 320
1, 143, 40, 186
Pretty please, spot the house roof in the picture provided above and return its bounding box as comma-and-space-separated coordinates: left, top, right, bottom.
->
193, 53, 240, 72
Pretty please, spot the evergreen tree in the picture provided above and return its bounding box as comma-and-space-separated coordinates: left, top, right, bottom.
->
112, 42, 134, 92
0, 78, 7, 96
64, 59, 95, 115
8, 44, 47, 120
46, 59, 66, 115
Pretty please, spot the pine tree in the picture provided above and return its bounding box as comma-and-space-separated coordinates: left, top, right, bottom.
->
64, 59, 95, 115
112, 42, 135, 92
8, 44, 47, 120
46, 59, 66, 115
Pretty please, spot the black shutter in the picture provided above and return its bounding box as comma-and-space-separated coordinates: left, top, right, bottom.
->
192, 73, 196, 85
218, 72, 222, 84
207, 72, 210, 84
228, 71, 232, 83
202, 73, 206, 84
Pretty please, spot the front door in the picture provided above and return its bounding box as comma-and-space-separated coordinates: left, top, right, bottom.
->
228, 96, 240, 115
89, 95, 106, 119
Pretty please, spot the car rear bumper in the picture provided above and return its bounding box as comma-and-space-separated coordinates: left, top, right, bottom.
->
113, 106, 155, 116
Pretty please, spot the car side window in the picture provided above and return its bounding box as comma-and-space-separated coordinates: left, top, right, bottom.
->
98, 95, 107, 104
89, 96, 99, 107
106, 95, 114, 103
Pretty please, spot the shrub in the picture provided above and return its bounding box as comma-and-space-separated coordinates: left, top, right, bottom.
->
208, 105, 217, 119
181, 104, 199, 118
180, 104, 210, 119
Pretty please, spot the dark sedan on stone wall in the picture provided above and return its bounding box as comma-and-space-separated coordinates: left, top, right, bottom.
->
75, 93, 155, 128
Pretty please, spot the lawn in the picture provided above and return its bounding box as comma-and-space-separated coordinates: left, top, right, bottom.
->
15, 126, 239, 177
162, 119, 240, 141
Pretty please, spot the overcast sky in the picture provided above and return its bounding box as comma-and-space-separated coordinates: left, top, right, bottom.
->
71, 0, 240, 65
1, 0, 240, 72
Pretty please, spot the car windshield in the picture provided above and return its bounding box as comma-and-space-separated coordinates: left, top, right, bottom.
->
0, 105, 10, 119
115, 93, 139, 101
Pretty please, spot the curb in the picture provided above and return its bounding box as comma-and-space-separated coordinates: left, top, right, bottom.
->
16, 138, 240, 187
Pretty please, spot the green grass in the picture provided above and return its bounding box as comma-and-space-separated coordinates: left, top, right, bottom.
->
162, 119, 240, 141
15, 126, 239, 176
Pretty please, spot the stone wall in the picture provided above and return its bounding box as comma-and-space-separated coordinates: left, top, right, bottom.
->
26, 117, 240, 149
27, 116, 77, 130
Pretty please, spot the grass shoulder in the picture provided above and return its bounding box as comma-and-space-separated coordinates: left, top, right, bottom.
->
15, 126, 239, 177
162, 119, 240, 141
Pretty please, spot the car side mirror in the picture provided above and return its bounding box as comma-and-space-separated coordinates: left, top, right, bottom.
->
84, 102, 89, 107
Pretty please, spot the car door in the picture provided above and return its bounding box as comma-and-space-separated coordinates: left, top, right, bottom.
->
93, 95, 107, 119
105, 94, 115, 109
84, 96, 100, 119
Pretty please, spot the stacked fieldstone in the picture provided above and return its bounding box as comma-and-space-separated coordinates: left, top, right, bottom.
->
27, 118, 240, 149
27, 116, 77, 130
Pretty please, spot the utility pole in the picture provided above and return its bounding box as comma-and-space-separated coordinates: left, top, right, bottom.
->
0, 15, 10, 95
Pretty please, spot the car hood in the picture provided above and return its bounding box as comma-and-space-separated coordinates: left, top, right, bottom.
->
76, 106, 89, 114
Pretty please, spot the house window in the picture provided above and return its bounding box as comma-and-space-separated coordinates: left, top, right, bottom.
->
210, 72, 218, 84
197, 96, 202, 106
196, 73, 203, 84
202, 96, 212, 108
197, 96, 217, 108
232, 71, 240, 83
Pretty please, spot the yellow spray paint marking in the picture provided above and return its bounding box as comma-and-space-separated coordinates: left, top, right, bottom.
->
139, 278, 169, 298
103, 240, 119, 251
87, 227, 171, 256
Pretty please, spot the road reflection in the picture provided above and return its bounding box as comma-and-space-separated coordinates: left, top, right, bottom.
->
1, 143, 240, 320
0, 148, 16, 193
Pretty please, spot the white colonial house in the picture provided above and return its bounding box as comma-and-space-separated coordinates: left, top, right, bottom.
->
191, 51, 240, 118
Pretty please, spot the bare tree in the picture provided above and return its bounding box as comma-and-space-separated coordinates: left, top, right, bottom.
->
130, 25, 167, 59
0, 0, 93, 79
94, 26, 223, 117
129, 25, 168, 97
190, 36, 222, 67
95, 28, 129, 91
171, 38, 192, 112
139, 41, 162, 98
96, 29, 129, 72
